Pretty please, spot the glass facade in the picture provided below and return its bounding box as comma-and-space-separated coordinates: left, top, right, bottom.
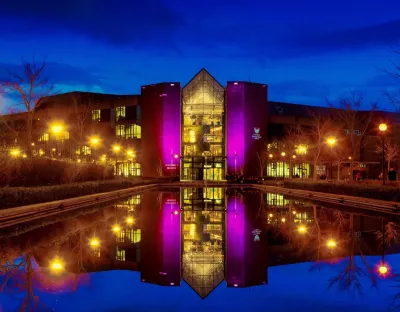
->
181, 69, 225, 181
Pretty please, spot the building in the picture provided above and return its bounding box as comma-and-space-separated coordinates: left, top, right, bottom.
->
1, 68, 398, 180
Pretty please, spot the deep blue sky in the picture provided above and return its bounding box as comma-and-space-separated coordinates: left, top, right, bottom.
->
1, 0, 400, 110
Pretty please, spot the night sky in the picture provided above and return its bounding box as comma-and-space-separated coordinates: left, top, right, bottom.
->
1, 0, 400, 110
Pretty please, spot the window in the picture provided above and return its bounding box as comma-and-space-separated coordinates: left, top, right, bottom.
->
81, 145, 91, 155
38, 133, 49, 142
116, 125, 125, 138
92, 109, 101, 122
116, 106, 126, 121
116, 247, 126, 261
117, 124, 141, 139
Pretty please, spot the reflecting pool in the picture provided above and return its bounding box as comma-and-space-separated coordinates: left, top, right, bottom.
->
0, 187, 399, 311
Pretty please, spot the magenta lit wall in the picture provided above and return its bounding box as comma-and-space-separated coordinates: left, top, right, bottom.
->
226, 82, 268, 176
226, 84, 245, 174
140, 83, 181, 177
226, 193, 245, 286
161, 192, 181, 286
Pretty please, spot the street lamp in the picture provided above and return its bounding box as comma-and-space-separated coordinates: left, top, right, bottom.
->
326, 137, 336, 179
50, 123, 64, 159
298, 225, 307, 234
112, 145, 121, 176
9, 148, 21, 157
89, 136, 100, 162
49, 257, 64, 274
281, 152, 286, 180
326, 239, 337, 249
379, 123, 387, 185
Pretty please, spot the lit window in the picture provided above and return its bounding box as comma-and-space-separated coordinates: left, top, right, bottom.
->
116, 247, 126, 261
116, 125, 125, 138
92, 109, 101, 122
82, 145, 91, 155
116, 106, 126, 121
38, 133, 49, 142
295, 144, 307, 155
124, 124, 141, 139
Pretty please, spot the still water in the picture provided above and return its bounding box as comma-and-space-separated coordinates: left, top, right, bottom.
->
0, 187, 399, 312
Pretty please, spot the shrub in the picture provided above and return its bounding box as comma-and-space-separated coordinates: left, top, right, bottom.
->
0, 155, 114, 187
0, 180, 141, 209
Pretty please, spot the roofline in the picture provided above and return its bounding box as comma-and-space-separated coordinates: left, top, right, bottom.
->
183, 68, 224, 90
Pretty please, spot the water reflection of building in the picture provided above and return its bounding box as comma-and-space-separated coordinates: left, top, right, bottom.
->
181, 187, 226, 298
226, 190, 268, 287
140, 191, 181, 286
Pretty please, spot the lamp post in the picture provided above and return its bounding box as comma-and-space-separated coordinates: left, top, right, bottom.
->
234, 151, 237, 175
281, 152, 286, 181
113, 144, 121, 176
326, 137, 336, 179
379, 123, 387, 185
89, 136, 100, 162
173, 154, 179, 178
50, 123, 64, 159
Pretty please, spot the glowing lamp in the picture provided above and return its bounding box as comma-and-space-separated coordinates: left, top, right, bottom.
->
298, 225, 307, 234
127, 150, 135, 157
9, 148, 21, 157
326, 137, 336, 146
90, 238, 100, 247
268, 213, 273, 218
281, 218, 286, 223
112, 145, 121, 153
379, 123, 388, 132
281, 152, 286, 157
49, 257, 64, 273
326, 239, 337, 248
173, 154, 179, 159
292, 155, 296, 159
292, 210, 296, 215
22, 154, 27, 158
378, 264, 388, 276
126, 217, 134, 224
89, 136, 100, 146
268, 154, 273, 158
173, 210, 179, 215
100, 155, 107, 162
112, 225, 121, 232
51, 124, 63, 135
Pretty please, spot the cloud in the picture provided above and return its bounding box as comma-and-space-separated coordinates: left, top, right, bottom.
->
283, 20, 400, 56
0, 0, 184, 52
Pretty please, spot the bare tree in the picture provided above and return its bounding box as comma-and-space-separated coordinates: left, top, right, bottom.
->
256, 152, 267, 177
298, 114, 333, 181
376, 138, 398, 172
1, 60, 55, 155
382, 44, 400, 112
70, 93, 92, 155
328, 92, 377, 180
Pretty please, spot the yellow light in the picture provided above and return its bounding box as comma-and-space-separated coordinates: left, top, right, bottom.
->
327, 137, 336, 146
49, 257, 64, 273
189, 130, 196, 143
31, 142, 35, 146
268, 154, 273, 158
379, 123, 388, 132
281, 217, 286, 223
52, 148, 56, 152
281, 152, 286, 157
292, 155, 296, 159
100, 155, 107, 162
297, 145, 307, 154
298, 225, 307, 234
326, 239, 337, 248
378, 265, 388, 275
112, 225, 121, 232
22, 154, 27, 158
50, 124, 63, 135
9, 148, 21, 157
90, 238, 100, 247
268, 213, 273, 218
126, 217, 134, 224
89, 136, 100, 146
292, 210, 296, 215
39, 150, 45, 156
112, 145, 121, 153
126, 150, 135, 157
348, 156, 352, 160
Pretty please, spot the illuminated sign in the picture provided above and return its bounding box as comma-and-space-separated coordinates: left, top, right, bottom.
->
252, 229, 261, 242
252, 127, 261, 140
165, 164, 177, 170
